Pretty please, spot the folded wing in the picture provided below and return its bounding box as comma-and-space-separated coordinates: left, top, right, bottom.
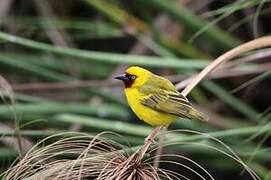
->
140, 80, 207, 122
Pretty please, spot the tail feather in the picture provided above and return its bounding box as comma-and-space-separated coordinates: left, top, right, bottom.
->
187, 108, 209, 122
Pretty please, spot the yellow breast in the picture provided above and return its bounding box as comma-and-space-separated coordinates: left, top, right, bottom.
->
124, 88, 176, 126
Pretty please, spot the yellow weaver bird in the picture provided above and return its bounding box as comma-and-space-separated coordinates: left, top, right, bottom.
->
115, 66, 208, 126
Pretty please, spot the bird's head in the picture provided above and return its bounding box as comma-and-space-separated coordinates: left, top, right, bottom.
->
114, 66, 151, 88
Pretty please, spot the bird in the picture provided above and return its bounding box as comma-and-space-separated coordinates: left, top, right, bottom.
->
115, 66, 208, 126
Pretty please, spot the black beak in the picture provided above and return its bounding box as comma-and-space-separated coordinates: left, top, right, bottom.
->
114, 74, 129, 81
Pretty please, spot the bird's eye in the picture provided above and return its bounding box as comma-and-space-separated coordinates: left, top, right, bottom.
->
130, 75, 137, 80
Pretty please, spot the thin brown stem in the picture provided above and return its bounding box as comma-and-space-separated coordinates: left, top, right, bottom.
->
176, 62, 271, 90
136, 127, 161, 162
180, 36, 271, 96
153, 126, 168, 170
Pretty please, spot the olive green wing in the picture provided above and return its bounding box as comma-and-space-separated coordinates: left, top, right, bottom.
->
140, 76, 207, 121
145, 74, 177, 92
140, 89, 193, 117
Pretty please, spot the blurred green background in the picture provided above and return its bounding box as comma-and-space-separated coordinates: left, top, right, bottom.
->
0, 0, 271, 179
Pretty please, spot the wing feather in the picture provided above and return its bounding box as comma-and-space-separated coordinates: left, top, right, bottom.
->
139, 74, 207, 121
141, 89, 193, 118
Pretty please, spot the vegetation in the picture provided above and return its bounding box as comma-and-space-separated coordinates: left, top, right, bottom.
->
0, 0, 271, 179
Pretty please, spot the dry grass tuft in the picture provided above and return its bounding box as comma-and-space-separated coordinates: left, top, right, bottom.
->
4, 132, 127, 179
2, 130, 212, 180
4, 128, 261, 180
4, 131, 162, 180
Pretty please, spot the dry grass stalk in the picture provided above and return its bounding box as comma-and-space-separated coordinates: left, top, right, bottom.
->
0, 75, 26, 155
179, 36, 271, 94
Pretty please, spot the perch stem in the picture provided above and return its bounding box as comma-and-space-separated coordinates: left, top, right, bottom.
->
136, 126, 161, 161
153, 126, 167, 169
